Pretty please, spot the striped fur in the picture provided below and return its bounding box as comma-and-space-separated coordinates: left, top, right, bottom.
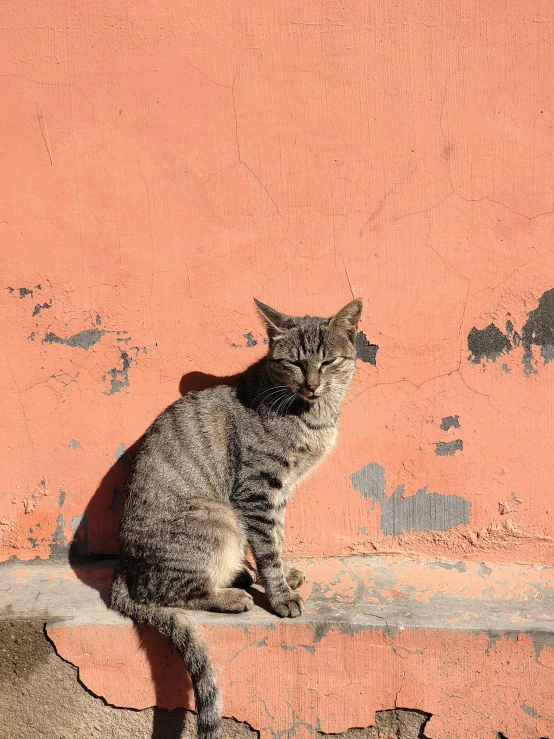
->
110, 299, 362, 738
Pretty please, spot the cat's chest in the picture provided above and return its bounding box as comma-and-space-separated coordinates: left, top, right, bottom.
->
284, 425, 338, 488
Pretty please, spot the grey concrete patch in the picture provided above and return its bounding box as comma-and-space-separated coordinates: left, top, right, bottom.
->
350, 463, 386, 503
435, 440, 463, 456
440, 415, 460, 431
43, 328, 105, 350
355, 331, 379, 365
103, 349, 135, 394
350, 464, 471, 535
378, 485, 471, 536
468, 324, 511, 364
521, 288, 554, 375
7, 286, 34, 299
114, 443, 131, 466
32, 300, 52, 316
318, 709, 431, 739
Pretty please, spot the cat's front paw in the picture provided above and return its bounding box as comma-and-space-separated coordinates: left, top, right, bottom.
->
285, 567, 305, 590
271, 591, 304, 618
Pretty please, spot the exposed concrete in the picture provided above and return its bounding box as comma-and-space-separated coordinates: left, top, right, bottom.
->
350, 465, 471, 536
521, 288, 554, 375
318, 710, 430, 739
0, 620, 257, 739
42, 328, 106, 350
467, 324, 512, 364
434, 440, 463, 456
355, 331, 379, 365
439, 416, 460, 431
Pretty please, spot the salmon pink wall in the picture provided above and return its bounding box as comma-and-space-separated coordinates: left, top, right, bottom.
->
2, 0, 554, 563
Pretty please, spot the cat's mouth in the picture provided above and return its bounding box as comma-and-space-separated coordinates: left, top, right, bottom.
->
297, 390, 320, 403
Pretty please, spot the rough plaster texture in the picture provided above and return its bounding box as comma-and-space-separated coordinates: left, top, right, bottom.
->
1, 0, 554, 565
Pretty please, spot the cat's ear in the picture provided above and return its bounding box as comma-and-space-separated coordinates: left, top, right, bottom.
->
329, 299, 363, 341
254, 298, 294, 341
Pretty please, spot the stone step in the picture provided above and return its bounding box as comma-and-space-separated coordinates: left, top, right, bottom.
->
2, 555, 553, 739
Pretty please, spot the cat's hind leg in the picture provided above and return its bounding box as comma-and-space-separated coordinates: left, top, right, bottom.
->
173, 499, 254, 613
130, 498, 253, 614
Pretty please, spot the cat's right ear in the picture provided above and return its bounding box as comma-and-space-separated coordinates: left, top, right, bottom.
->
254, 299, 294, 341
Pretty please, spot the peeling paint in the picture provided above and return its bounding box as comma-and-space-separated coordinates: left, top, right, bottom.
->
468, 324, 511, 364
350, 463, 471, 536
114, 443, 130, 467
435, 439, 463, 456
7, 286, 34, 299
355, 331, 378, 365
232, 331, 267, 348
521, 288, 554, 376
440, 415, 460, 431
103, 350, 135, 394
43, 328, 105, 350
58, 491, 66, 508
32, 299, 52, 316
69, 439, 80, 450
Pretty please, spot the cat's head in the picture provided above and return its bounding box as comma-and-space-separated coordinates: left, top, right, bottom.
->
254, 298, 362, 404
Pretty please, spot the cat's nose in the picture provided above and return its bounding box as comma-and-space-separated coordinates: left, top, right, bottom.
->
306, 381, 320, 392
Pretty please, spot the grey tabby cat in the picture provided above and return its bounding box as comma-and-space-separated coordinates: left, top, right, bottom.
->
110, 298, 362, 739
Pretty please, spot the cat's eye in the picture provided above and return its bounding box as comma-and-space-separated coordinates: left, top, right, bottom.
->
320, 358, 338, 367
273, 358, 304, 368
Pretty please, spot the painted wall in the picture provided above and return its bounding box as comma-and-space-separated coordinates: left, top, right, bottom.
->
2, 0, 554, 565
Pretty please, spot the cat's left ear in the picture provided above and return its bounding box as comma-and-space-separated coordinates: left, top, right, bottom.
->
254, 298, 294, 341
329, 299, 363, 341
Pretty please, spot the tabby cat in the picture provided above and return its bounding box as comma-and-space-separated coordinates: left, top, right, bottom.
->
110, 298, 362, 739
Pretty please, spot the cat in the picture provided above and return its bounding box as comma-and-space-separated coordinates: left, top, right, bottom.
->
110, 297, 362, 739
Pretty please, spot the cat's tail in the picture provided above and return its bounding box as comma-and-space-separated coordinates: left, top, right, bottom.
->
110, 567, 222, 739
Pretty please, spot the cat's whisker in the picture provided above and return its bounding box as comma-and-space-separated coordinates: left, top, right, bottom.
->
266, 390, 290, 416
251, 385, 290, 404
275, 393, 294, 417
258, 389, 292, 411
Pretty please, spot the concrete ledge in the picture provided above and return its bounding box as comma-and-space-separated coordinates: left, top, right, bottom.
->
2, 556, 554, 739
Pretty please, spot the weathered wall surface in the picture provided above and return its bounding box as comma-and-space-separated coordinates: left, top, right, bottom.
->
1, 0, 554, 563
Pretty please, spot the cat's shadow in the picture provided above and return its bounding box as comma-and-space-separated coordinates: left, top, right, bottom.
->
69, 370, 270, 739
